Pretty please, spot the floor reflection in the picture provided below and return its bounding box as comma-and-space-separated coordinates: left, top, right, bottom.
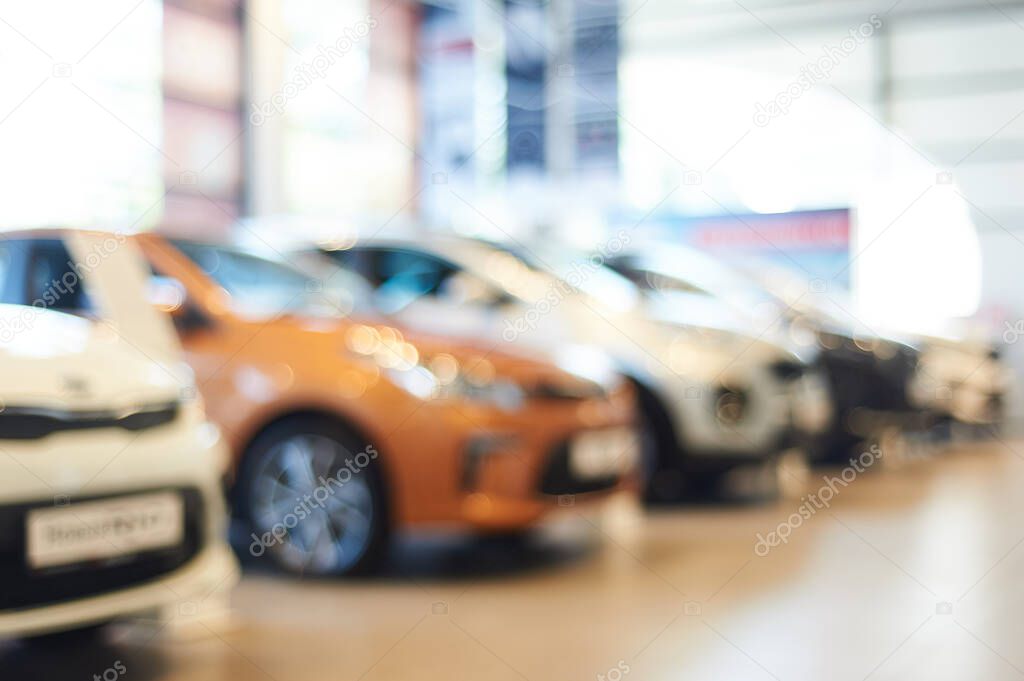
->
4, 440, 1022, 681
1, 630, 170, 681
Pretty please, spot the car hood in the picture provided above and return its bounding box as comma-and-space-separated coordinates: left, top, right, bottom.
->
361, 291, 799, 388
0, 305, 188, 412
330, 313, 616, 398
642, 291, 819, 365
534, 291, 809, 386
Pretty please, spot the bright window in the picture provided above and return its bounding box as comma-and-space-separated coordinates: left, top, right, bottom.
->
0, 1, 163, 230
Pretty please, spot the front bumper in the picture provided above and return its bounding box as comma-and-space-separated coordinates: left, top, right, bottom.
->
0, 541, 237, 638
662, 365, 831, 468
0, 487, 207, 613
909, 361, 1009, 426
787, 369, 832, 436
387, 385, 638, 531
0, 412, 237, 638
458, 424, 638, 530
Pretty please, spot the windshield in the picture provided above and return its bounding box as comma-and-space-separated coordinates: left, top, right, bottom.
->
545, 251, 641, 311
623, 248, 777, 310
451, 239, 641, 312
173, 241, 368, 320
748, 264, 864, 331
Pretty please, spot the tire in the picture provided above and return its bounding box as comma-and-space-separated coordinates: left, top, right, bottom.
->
631, 381, 686, 505
24, 621, 110, 647
809, 427, 862, 465
474, 528, 535, 549
237, 415, 389, 577
681, 468, 732, 498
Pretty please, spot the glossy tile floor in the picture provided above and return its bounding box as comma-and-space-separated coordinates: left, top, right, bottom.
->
6, 439, 1024, 681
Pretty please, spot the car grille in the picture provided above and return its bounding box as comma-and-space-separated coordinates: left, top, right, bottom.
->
0, 487, 204, 611
769, 360, 805, 381
0, 402, 179, 440
538, 442, 621, 496
528, 380, 606, 401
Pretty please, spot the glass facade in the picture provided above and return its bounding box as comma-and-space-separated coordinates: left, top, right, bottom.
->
0, 1, 164, 229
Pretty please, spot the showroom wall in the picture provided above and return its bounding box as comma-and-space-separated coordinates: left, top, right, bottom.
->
4, 0, 1017, 423
621, 0, 1024, 429
0, 1, 165, 230
0, 0, 245, 236
414, 0, 621, 235
245, 0, 418, 222
161, 0, 244, 236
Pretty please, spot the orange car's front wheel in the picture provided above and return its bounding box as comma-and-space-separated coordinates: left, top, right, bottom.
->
238, 416, 389, 577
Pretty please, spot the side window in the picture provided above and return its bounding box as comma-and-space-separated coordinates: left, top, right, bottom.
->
643, 270, 708, 296
25, 239, 96, 315
607, 258, 707, 296
0, 239, 35, 306
371, 249, 457, 300
323, 248, 371, 282
0, 242, 11, 301
172, 241, 222, 279
605, 258, 652, 290
173, 240, 340, 318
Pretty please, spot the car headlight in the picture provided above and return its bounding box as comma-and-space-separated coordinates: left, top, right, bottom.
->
445, 374, 526, 410
345, 323, 527, 410
714, 385, 749, 426
385, 364, 442, 401
870, 339, 899, 361
386, 363, 526, 410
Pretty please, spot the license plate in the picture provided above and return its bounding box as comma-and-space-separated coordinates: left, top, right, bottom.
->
569, 428, 638, 480
26, 492, 184, 570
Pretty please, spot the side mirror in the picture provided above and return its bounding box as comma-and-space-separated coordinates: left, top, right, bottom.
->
174, 302, 213, 334
146, 276, 212, 334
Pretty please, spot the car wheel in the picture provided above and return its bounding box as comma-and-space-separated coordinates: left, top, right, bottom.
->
631, 381, 687, 505
24, 621, 110, 647
680, 468, 732, 499
238, 416, 388, 577
809, 413, 863, 464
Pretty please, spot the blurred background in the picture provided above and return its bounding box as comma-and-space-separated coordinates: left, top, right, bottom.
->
2, 0, 1022, 423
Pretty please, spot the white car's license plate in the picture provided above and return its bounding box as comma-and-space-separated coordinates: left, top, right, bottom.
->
26, 491, 184, 570
569, 428, 639, 480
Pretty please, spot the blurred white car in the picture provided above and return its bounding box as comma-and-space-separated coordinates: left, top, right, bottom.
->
720, 254, 1009, 431
302, 235, 831, 501
0, 231, 237, 639
910, 334, 1009, 428
605, 246, 925, 459
608, 244, 1009, 445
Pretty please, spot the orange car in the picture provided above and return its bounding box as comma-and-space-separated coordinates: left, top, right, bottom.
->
132, 234, 638, 575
